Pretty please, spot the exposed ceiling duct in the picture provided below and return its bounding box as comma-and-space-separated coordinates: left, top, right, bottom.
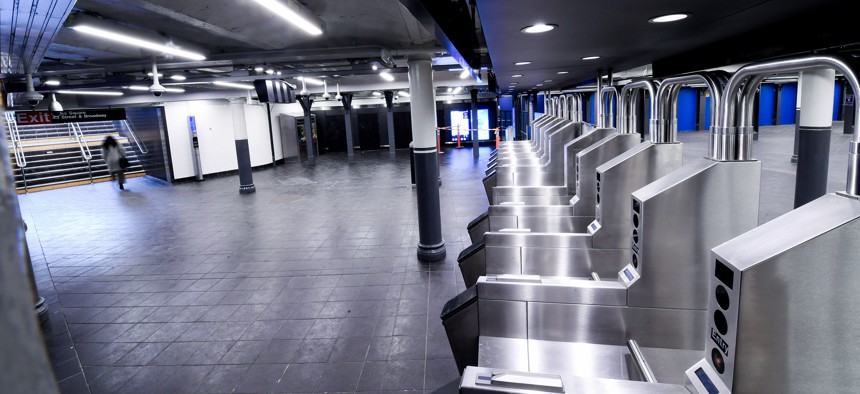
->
0, 0, 77, 76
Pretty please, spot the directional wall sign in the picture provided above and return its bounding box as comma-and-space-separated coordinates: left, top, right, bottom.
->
14, 109, 127, 125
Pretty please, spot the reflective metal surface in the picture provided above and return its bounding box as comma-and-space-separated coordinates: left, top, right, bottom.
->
696, 193, 860, 393
629, 159, 761, 310
572, 133, 641, 216
591, 142, 684, 249
462, 366, 690, 394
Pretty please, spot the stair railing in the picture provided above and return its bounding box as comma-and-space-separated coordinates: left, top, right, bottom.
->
69, 122, 95, 183
120, 120, 148, 154
3, 112, 27, 168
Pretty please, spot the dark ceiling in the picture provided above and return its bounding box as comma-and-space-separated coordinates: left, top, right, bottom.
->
4, 0, 860, 100
475, 0, 855, 94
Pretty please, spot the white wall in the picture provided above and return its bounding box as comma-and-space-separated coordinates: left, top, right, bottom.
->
164, 99, 303, 179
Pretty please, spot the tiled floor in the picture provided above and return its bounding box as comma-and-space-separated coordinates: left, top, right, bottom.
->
23, 146, 488, 393
22, 123, 851, 393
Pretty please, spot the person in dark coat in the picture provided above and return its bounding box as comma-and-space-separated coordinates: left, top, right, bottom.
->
101, 136, 127, 190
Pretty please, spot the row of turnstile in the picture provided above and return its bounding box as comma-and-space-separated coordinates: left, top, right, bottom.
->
441, 55, 860, 393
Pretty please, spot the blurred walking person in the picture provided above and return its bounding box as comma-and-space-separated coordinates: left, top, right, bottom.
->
101, 136, 128, 190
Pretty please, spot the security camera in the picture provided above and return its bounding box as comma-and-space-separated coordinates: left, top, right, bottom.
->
23, 90, 44, 107
150, 83, 166, 97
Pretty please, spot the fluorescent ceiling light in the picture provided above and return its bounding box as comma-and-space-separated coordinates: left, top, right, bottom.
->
514, 61, 531, 66
70, 25, 206, 61
446, 99, 453, 104
521, 23, 557, 34
398, 91, 410, 97
459, 69, 470, 79
44, 79, 61, 86
277, 71, 282, 75
557, 71, 569, 75
447, 87, 453, 92
254, 66, 265, 72
453, 87, 463, 94
649, 13, 690, 23
511, 74, 522, 78
57, 89, 123, 96
536, 84, 544, 87
213, 81, 254, 90
582, 56, 600, 60
544, 79, 553, 83
297, 76, 324, 85
379, 72, 395, 82
265, 69, 275, 75
128, 85, 184, 93
147, 72, 164, 77
372, 91, 382, 96
252, 0, 323, 35
170, 74, 186, 81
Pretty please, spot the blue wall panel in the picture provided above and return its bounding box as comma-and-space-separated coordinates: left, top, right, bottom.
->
677, 87, 698, 131
778, 83, 797, 125
704, 95, 711, 130
590, 93, 596, 124
833, 81, 843, 121
758, 84, 776, 126
537, 94, 545, 115
500, 96, 513, 111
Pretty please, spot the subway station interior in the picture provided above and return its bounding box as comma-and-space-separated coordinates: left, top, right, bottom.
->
3, 0, 860, 393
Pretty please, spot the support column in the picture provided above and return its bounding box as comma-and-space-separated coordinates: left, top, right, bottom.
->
794, 69, 835, 208
298, 95, 315, 164
407, 55, 445, 262
340, 93, 355, 159
792, 76, 803, 163
266, 103, 277, 167
470, 88, 479, 158
384, 91, 396, 159
230, 99, 256, 194
0, 113, 59, 394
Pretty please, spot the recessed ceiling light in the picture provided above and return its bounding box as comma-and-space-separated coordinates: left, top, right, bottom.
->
254, 66, 264, 72
514, 61, 531, 66
170, 74, 186, 81
459, 69, 470, 79
453, 87, 463, 94
582, 56, 600, 60
511, 74, 522, 78
557, 71, 569, 75
44, 79, 61, 86
521, 23, 557, 34
447, 87, 453, 92
648, 13, 690, 23
379, 72, 394, 82
398, 91, 410, 97
536, 84, 544, 87
544, 80, 552, 83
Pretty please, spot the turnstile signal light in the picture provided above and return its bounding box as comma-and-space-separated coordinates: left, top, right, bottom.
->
711, 349, 726, 374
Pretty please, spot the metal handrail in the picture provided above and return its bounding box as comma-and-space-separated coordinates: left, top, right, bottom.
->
69, 123, 93, 162
3, 112, 27, 168
120, 120, 148, 154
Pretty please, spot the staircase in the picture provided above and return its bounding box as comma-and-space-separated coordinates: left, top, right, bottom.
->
4, 113, 147, 193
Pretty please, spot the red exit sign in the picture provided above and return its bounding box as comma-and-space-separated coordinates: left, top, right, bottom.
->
15, 111, 54, 125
